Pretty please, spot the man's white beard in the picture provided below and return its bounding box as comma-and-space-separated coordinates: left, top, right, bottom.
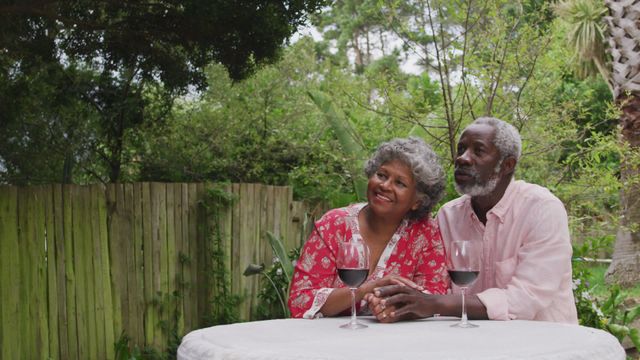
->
455, 175, 499, 197
454, 160, 502, 197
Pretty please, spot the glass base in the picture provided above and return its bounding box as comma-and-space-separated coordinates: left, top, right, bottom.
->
340, 321, 368, 330
450, 321, 478, 328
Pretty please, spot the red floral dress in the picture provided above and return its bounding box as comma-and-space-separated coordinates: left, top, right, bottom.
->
288, 203, 449, 319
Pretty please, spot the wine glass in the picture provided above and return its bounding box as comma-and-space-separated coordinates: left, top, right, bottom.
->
447, 240, 482, 328
336, 240, 370, 330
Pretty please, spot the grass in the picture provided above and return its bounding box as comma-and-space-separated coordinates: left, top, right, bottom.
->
585, 263, 640, 300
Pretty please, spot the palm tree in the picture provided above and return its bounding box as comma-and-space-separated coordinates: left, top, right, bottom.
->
556, 0, 640, 287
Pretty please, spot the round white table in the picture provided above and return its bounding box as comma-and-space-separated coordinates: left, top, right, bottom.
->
177, 317, 625, 360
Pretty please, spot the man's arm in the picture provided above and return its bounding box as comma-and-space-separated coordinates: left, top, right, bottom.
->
476, 198, 572, 321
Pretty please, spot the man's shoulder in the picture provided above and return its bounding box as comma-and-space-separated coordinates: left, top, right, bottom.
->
513, 180, 562, 205
437, 196, 469, 220
439, 195, 469, 211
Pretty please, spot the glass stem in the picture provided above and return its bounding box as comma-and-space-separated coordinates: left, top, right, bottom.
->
460, 287, 468, 325
350, 288, 357, 325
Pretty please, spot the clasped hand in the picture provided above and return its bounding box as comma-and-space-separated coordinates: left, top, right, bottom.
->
364, 283, 439, 323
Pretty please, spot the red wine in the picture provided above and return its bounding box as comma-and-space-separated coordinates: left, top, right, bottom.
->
448, 270, 479, 286
338, 268, 369, 287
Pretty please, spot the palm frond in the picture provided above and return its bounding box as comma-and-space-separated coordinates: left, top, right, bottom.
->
555, 0, 612, 83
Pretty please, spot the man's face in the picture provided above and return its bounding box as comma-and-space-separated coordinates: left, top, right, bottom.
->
454, 124, 503, 197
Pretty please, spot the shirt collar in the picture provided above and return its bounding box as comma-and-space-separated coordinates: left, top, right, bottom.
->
460, 178, 517, 223
487, 178, 517, 222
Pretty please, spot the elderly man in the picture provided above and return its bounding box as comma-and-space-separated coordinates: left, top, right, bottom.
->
367, 117, 578, 324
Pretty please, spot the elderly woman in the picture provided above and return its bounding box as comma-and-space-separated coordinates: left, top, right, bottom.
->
288, 137, 449, 319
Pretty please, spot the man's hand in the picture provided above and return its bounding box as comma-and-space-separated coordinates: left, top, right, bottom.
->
366, 285, 440, 322
356, 275, 423, 300
365, 291, 400, 323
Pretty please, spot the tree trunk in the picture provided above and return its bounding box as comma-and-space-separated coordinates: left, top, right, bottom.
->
62, 153, 74, 184
606, 94, 640, 287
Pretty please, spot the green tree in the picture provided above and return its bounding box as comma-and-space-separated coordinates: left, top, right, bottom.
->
556, 0, 640, 287
0, 62, 99, 184
350, 0, 554, 165
312, 0, 390, 72
0, 0, 326, 183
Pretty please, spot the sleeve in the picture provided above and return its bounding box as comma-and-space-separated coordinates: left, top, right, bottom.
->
411, 220, 450, 295
476, 198, 573, 321
287, 211, 343, 319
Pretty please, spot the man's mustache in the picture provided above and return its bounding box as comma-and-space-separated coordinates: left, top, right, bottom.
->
454, 167, 479, 179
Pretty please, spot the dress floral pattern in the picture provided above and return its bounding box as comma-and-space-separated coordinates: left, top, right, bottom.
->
288, 203, 449, 319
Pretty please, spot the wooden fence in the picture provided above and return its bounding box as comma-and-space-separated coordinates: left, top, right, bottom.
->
0, 183, 312, 360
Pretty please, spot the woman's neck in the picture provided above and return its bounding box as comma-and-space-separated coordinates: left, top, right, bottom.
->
360, 206, 403, 245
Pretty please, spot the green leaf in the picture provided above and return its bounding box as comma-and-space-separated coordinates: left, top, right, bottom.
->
629, 328, 640, 352
601, 285, 621, 313
606, 323, 629, 341
266, 231, 293, 284
307, 89, 367, 201
625, 305, 640, 323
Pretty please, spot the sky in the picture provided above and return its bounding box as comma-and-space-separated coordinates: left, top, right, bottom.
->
291, 22, 424, 75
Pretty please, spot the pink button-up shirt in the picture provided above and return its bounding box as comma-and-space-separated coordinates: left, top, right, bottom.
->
437, 180, 578, 324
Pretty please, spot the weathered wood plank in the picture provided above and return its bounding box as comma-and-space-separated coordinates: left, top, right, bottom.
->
30, 186, 49, 359
266, 185, 276, 268
250, 184, 264, 320
21, 186, 37, 358
52, 184, 69, 360
280, 187, 294, 250
123, 183, 138, 345
90, 185, 106, 359
252, 184, 267, 320
132, 183, 145, 346
220, 183, 233, 302
230, 184, 241, 304
71, 186, 87, 359
172, 183, 185, 336
81, 187, 98, 359
98, 184, 115, 360
166, 183, 177, 337
0, 186, 20, 359
63, 185, 79, 359
116, 184, 131, 343
159, 182, 169, 347
187, 183, 198, 328
195, 183, 206, 326
179, 184, 190, 332
150, 182, 164, 348
44, 185, 59, 359
141, 182, 154, 346
106, 184, 123, 348
239, 183, 253, 320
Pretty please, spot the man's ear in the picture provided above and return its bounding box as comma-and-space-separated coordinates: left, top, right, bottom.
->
501, 157, 517, 176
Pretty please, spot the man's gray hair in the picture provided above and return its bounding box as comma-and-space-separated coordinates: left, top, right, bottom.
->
472, 117, 522, 160
364, 137, 445, 220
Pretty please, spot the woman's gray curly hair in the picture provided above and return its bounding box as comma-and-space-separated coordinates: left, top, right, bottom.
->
364, 137, 445, 220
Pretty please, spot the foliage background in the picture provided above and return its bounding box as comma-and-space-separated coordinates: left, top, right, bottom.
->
2, 0, 639, 356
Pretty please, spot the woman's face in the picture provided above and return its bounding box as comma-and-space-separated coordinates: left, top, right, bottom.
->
367, 159, 421, 220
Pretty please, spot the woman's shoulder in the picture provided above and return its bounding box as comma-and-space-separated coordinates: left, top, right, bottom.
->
406, 216, 440, 239
407, 215, 438, 229
318, 203, 363, 222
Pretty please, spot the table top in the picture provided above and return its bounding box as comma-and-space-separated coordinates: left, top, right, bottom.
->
177, 317, 625, 360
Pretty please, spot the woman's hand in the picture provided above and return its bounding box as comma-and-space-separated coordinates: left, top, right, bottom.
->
356, 275, 423, 300
365, 292, 399, 323
365, 285, 443, 323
